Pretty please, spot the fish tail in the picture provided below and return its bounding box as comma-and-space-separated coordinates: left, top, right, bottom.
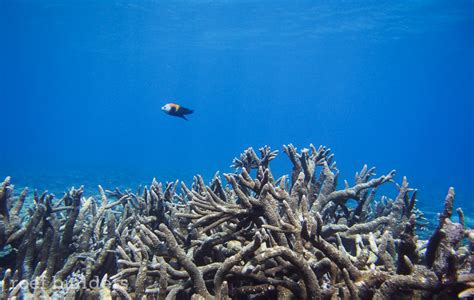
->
180, 107, 194, 115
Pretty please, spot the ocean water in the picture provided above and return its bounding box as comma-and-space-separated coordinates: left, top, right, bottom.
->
0, 1, 473, 223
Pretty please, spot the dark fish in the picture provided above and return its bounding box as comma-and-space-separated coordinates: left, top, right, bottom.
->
161, 103, 194, 120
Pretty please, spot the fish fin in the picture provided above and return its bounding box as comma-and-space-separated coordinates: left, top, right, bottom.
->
179, 115, 189, 121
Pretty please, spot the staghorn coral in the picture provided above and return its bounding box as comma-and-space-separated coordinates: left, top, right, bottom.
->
0, 144, 472, 299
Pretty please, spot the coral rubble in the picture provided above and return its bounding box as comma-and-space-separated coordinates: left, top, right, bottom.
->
0, 144, 473, 299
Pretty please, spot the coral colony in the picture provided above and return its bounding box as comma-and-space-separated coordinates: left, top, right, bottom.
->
0, 144, 473, 299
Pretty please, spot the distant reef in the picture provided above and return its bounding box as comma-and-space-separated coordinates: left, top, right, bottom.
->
0, 144, 473, 299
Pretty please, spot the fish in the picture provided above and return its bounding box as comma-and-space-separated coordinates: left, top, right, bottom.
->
161, 103, 194, 121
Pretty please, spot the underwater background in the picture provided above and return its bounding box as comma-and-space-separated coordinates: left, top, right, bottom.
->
1, 1, 473, 224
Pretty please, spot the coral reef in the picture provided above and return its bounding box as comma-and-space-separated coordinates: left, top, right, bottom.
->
0, 144, 473, 299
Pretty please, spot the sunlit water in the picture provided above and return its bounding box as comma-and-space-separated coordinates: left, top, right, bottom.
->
1, 1, 473, 229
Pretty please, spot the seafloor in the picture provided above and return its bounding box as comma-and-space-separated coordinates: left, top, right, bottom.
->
0, 144, 473, 299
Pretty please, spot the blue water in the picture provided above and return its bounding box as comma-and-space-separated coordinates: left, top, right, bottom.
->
1, 1, 473, 218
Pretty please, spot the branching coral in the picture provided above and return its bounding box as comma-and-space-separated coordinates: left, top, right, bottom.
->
0, 144, 472, 299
